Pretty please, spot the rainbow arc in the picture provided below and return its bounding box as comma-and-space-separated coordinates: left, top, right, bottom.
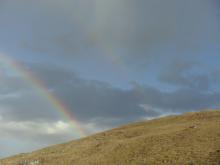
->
0, 53, 86, 137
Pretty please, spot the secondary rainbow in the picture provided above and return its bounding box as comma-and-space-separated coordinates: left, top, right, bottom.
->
0, 53, 86, 137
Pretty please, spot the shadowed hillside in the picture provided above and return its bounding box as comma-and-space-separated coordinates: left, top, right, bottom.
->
1, 110, 220, 165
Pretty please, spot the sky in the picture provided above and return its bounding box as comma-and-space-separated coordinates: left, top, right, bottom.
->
0, 0, 220, 158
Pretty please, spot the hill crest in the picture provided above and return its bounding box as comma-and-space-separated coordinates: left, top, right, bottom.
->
1, 110, 220, 165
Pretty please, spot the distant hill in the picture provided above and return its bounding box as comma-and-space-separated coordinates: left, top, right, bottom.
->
1, 110, 220, 165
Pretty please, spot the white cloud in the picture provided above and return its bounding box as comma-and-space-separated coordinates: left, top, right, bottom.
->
0, 119, 81, 157
46, 121, 70, 134
0, 120, 73, 136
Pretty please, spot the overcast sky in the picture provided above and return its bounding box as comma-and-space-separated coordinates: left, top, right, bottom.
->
0, 0, 220, 158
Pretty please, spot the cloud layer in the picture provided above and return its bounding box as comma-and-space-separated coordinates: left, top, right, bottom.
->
0, 0, 220, 158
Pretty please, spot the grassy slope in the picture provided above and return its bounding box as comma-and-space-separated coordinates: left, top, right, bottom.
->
1, 110, 220, 165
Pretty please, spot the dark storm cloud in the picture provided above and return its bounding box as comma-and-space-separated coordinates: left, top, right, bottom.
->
0, 64, 60, 122
0, 62, 144, 125
1, 0, 219, 65
0, 93, 60, 122
158, 59, 211, 90
28, 64, 148, 123
23, 63, 220, 123
0, 0, 6, 8
139, 86, 220, 111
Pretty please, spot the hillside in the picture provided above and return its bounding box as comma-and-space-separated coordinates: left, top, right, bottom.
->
1, 110, 220, 165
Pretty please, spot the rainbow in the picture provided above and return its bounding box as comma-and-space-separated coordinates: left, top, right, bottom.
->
0, 53, 86, 137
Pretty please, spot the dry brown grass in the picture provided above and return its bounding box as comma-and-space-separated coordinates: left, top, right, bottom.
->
1, 110, 220, 165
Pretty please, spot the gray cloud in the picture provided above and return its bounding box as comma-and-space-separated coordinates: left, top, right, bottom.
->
1, 60, 220, 130
143, 87, 220, 111
1, 0, 219, 66
24, 63, 220, 123
158, 59, 211, 90
0, 0, 220, 157
28, 64, 148, 124
1, 60, 220, 157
